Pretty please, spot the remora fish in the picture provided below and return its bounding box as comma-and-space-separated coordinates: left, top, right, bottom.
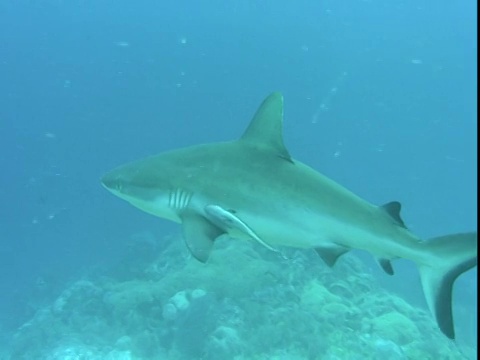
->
102, 92, 477, 339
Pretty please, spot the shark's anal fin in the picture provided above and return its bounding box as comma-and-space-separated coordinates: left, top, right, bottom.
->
380, 201, 406, 228
204, 204, 284, 257
377, 258, 395, 275
180, 211, 224, 263
314, 245, 349, 267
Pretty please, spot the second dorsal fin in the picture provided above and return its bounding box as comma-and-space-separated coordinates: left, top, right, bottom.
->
380, 201, 406, 228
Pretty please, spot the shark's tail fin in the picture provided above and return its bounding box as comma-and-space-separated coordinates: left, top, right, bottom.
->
418, 232, 477, 339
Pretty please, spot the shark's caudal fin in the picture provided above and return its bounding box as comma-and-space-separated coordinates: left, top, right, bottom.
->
419, 232, 477, 339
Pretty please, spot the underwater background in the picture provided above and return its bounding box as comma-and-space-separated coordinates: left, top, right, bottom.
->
0, 0, 477, 359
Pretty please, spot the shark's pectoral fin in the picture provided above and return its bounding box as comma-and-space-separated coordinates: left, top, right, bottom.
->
314, 245, 349, 267
204, 204, 283, 256
181, 211, 224, 263
377, 258, 395, 275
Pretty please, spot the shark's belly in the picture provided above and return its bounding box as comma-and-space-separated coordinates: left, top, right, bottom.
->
196, 186, 418, 260
236, 209, 343, 249
237, 206, 415, 260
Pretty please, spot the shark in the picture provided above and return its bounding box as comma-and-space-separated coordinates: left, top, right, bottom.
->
102, 92, 477, 340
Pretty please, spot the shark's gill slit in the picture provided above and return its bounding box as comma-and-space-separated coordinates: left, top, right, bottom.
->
169, 188, 191, 210
181, 190, 187, 209
169, 189, 176, 209
177, 190, 184, 209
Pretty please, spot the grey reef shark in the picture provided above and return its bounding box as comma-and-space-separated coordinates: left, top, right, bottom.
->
102, 92, 477, 340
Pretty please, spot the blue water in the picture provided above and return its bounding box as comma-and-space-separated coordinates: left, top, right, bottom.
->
0, 0, 477, 358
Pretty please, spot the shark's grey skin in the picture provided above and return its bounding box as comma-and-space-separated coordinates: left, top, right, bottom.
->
102, 92, 477, 340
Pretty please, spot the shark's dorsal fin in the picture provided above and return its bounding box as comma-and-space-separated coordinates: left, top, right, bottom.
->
380, 201, 406, 228
240, 92, 292, 162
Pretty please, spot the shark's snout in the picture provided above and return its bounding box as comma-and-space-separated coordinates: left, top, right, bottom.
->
101, 163, 156, 199
101, 171, 123, 192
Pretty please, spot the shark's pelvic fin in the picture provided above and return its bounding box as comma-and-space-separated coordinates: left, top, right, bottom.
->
315, 245, 349, 267
181, 211, 224, 263
380, 201, 406, 228
240, 92, 292, 162
377, 257, 395, 275
419, 232, 477, 339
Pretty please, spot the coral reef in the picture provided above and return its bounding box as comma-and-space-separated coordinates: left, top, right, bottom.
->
6, 233, 474, 359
